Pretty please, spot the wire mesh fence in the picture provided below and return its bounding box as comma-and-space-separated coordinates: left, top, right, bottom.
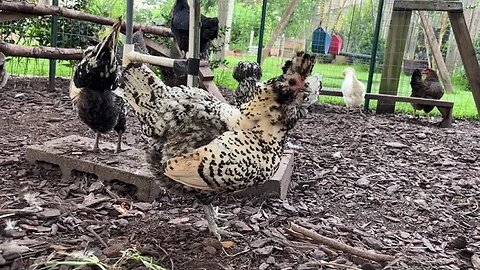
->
1, 0, 479, 118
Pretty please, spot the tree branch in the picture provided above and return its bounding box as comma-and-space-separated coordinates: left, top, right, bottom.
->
289, 223, 396, 263
0, 41, 83, 60
0, 0, 172, 37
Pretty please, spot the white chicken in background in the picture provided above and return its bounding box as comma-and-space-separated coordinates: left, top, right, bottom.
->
341, 67, 365, 114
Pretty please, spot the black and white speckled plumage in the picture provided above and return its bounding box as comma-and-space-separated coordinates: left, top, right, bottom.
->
120, 52, 316, 203
0, 52, 9, 89
69, 20, 127, 150
232, 61, 263, 106
281, 58, 322, 117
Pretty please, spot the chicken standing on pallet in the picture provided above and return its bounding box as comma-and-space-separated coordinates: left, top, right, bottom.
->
410, 68, 445, 118
170, 0, 219, 59
231, 61, 263, 106
69, 20, 127, 153
119, 50, 315, 240
341, 67, 365, 115
0, 52, 9, 89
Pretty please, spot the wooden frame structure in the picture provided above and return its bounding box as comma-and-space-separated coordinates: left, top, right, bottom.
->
320, 89, 454, 127
377, 0, 480, 115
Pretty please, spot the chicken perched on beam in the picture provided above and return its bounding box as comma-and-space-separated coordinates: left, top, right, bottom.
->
231, 61, 263, 106
119, 47, 315, 240
410, 68, 445, 118
0, 52, 9, 89
341, 67, 365, 115
69, 19, 127, 153
170, 0, 219, 59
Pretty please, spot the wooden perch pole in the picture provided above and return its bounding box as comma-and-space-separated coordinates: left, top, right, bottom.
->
0, 0, 172, 37
290, 223, 396, 263
0, 41, 83, 60
418, 11, 454, 93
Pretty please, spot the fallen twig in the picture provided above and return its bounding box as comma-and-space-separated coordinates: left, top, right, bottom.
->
290, 223, 395, 263
87, 227, 108, 248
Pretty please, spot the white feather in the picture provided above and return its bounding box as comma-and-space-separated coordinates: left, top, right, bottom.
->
304, 74, 322, 106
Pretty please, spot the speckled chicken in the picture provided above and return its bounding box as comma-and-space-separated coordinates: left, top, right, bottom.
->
0, 52, 9, 89
120, 51, 315, 240
232, 61, 262, 106
69, 20, 127, 153
410, 68, 445, 117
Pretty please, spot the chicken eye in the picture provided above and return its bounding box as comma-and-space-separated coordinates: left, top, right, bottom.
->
288, 79, 297, 86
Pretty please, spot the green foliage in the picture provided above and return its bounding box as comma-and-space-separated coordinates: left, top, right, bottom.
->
230, 3, 262, 51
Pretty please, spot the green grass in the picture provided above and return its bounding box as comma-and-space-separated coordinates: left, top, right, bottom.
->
214, 55, 478, 119
5, 54, 478, 119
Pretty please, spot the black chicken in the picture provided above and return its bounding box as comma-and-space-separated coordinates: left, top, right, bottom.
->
170, 0, 219, 59
115, 27, 149, 63
0, 52, 9, 89
232, 61, 262, 106
410, 68, 445, 118
69, 20, 127, 153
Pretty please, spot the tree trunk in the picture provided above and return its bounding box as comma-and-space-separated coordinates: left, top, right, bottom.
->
446, 0, 479, 72
333, 0, 348, 32
261, 0, 299, 64
438, 12, 449, 48
213, 0, 234, 62
0, 1, 172, 37
419, 11, 453, 93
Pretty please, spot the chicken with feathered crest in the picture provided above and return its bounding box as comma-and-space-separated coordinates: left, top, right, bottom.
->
69, 19, 127, 153
120, 50, 315, 240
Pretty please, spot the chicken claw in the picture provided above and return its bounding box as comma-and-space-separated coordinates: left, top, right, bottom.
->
203, 204, 243, 241
92, 132, 101, 152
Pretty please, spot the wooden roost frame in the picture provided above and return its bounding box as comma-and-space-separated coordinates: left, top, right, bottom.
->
376, 0, 480, 115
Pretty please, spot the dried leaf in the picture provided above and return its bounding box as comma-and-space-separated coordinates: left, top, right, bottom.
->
221, 241, 234, 249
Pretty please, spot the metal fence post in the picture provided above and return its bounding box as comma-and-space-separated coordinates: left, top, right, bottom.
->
256, 0, 268, 64
364, 0, 385, 111
49, 0, 59, 91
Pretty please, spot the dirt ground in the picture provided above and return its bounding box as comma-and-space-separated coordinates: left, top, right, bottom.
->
0, 76, 479, 270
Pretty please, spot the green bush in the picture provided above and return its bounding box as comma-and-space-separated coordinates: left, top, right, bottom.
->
451, 67, 470, 91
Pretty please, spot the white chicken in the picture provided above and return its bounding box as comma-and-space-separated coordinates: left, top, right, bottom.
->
341, 67, 365, 114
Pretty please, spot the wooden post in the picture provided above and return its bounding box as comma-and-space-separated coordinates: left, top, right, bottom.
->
448, 11, 480, 115
418, 11, 454, 93
377, 10, 412, 113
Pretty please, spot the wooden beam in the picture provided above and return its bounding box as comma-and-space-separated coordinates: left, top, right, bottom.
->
394, 1, 463, 12
0, 11, 37, 22
418, 11, 454, 93
448, 11, 480, 115
0, 41, 83, 60
0, 1, 172, 37
319, 89, 454, 107
377, 10, 412, 113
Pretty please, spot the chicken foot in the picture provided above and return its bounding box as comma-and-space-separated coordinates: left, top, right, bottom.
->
203, 204, 243, 241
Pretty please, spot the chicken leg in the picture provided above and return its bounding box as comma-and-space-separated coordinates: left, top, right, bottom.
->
203, 204, 243, 241
93, 132, 101, 152
115, 131, 123, 154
